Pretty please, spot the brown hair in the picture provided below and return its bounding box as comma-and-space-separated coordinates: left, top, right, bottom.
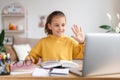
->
45, 11, 66, 34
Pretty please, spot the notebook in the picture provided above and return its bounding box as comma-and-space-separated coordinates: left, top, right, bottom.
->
82, 33, 120, 77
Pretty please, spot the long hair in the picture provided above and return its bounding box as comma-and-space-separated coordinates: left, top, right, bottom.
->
45, 11, 66, 34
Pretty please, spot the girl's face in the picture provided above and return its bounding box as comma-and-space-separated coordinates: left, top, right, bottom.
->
48, 16, 66, 37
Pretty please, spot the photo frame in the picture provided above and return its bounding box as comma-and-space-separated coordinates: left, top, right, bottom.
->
4, 36, 13, 45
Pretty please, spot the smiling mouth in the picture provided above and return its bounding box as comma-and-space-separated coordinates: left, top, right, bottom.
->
57, 31, 64, 34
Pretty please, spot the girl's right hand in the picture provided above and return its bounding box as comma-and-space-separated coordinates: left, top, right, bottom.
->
71, 25, 84, 43
25, 55, 35, 64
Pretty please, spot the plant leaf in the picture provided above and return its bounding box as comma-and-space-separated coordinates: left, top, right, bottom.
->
99, 25, 112, 30
0, 46, 6, 52
0, 30, 5, 46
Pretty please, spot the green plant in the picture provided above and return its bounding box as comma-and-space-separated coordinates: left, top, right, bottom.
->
0, 30, 6, 52
99, 25, 115, 33
99, 24, 120, 33
99, 13, 120, 33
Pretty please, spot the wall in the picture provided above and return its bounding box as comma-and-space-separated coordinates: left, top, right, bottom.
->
0, 0, 120, 38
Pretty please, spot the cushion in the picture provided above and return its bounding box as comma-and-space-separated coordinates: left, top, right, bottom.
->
13, 44, 31, 60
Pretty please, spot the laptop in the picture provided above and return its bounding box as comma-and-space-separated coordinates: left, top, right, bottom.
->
70, 33, 120, 77
82, 33, 120, 77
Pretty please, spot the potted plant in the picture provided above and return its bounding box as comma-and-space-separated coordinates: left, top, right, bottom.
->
99, 13, 120, 33
0, 30, 11, 75
0, 30, 6, 52
99, 25, 114, 33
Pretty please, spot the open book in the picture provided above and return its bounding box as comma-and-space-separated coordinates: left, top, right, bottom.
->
40, 60, 79, 68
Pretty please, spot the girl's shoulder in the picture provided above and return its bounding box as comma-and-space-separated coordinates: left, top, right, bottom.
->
35, 37, 48, 46
39, 36, 48, 41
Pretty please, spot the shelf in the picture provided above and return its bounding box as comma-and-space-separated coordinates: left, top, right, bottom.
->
2, 14, 24, 17
5, 30, 24, 33
1, 2, 27, 37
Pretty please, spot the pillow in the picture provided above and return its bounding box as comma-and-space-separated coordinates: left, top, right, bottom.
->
13, 44, 31, 60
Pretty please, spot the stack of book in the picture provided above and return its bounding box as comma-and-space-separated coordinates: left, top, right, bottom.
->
32, 67, 69, 77
32, 60, 80, 76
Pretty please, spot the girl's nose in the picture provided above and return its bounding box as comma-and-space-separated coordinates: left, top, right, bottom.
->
59, 26, 63, 30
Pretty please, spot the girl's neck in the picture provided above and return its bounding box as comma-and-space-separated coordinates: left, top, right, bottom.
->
48, 34, 65, 38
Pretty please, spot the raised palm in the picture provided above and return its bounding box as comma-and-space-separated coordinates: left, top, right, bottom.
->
71, 25, 84, 43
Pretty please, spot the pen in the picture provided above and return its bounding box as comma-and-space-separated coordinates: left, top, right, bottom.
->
3, 54, 7, 60
7, 53, 10, 59
0, 54, 2, 59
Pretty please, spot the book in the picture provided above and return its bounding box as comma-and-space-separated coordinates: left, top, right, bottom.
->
10, 63, 35, 75
50, 68, 69, 76
10, 62, 35, 72
32, 67, 69, 77
69, 67, 82, 76
40, 60, 79, 68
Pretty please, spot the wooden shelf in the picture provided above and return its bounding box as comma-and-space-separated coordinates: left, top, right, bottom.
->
5, 30, 24, 33
2, 14, 24, 17
1, 2, 27, 37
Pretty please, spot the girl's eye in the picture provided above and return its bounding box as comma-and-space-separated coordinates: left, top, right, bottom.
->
62, 24, 65, 27
55, 25, 59, 27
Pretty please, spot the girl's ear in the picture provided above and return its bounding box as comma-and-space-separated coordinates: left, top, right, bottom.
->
48, 23, 52, 30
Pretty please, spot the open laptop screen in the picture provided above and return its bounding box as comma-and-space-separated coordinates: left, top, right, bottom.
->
82, 33, 120, 77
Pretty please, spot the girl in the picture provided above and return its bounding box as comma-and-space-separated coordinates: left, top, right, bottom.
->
25, 11, 84, 64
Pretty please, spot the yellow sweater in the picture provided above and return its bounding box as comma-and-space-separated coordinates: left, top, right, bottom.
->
29, 35, 84, 63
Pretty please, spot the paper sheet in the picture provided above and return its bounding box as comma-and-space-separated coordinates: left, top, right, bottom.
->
32, 68, 50, 76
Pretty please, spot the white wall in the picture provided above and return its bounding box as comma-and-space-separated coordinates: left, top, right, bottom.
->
0, 0, 120, 39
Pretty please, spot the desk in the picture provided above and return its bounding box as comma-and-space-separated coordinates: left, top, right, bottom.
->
1, 60, 120, 80
1, 73, 120, 80
1, 73, 79, 80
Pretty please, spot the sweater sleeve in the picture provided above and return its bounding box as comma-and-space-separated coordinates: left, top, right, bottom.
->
72, 39, 84, 59
29, 40, 42, 64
